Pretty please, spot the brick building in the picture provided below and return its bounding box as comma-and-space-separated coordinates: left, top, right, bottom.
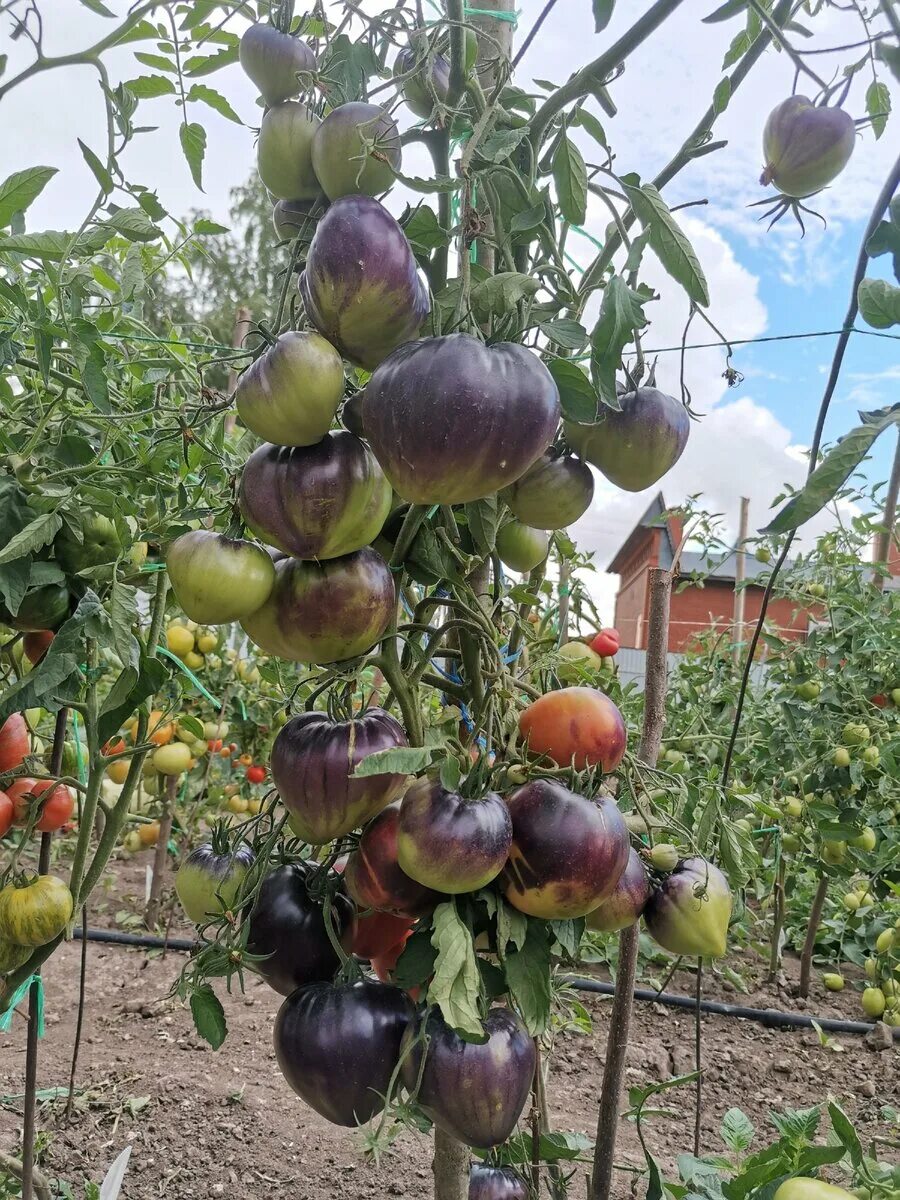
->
607, 494, 811, 653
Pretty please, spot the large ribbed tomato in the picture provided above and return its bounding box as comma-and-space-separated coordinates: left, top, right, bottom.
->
518, 686, 626, 771
9, 778, 75, 833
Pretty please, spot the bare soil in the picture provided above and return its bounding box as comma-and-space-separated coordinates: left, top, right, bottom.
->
1, 858, 896, 1200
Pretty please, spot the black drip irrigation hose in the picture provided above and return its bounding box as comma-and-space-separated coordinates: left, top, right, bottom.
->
70, 927, 899, 1040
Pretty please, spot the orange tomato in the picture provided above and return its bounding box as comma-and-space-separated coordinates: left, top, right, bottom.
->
138, 820, 161, 846
519, 686, 628, 772
148, 710, 175, 746
238, 753, 253, 767
218, 745, 233, 758
208, 738, 223, 753
105, 759, 130, 785
102, 737, 127, 757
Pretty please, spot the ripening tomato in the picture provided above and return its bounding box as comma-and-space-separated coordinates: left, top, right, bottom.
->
208, 738, 223, 752
871, 693, 888, 708
123, 830, 142, 853
9, 778, 75, 833
23, 630, 54, 664
0, 874, 74, 947
152, 742, 193, 776
0, 714, 29, 774
519, 687, 627, 772
246, 765, 266, 784
589, 627, 620, 658
239, 753, 253, 767
102, 737, 127, 757
105, 759, 130, 785
218, 745, 233, 758
0, 791, 13, 838
352, 910, 414, 960
138, 820, 161, 847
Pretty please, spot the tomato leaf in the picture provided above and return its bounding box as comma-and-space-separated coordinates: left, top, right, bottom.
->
503, 918, 551, 1035
108, 577, 140, 670
186, 83, 242, 125
0, 167, 58, 229
827, 1101, 862, 1166
499, 1130, 593, 1166
133, 52, 177, 74
394, 171, 461, 194
623, 181, 709, 306
183, 45, 240, 76
592, 0, 615, 32
465, 497, 499, 557
0, 228, 111, 260
495, 898, 528, 957
703, 0, 747, 21
123, 75, 176, 99
0, 511, 62, 567
764, 403, 900, 533
866, 79, 891, 140
552, 128, 588, 226
101, 207, 163, 243
471, 272, 539, 321
548, 358, 600, 423
97, 654, 168, 746
857, 277, 900, 329
190, 983, 227, 1050
427, 900, 485, 1041
401, 205, 450, 254
540, 318, 588, 351
713, 76, 732, 115
589, 275, 652, 408
353, 745, 437, 777
721, 1108, 755, 1153
476, 128, 528, 164
393, 924, 438, 989
180, 122, 207, 191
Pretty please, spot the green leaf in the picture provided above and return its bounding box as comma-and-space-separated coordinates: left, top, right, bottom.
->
190, 984, 227, 1049
133, 52, 176, 73
592, 0, 615, 32
97, 655, 167, 745
180, 122, 207, 191
500, 1130, 593, 1166
0, 167, 57, 229
703, 0, 747, 21
471, 272, 539, 321
721, 1108, 755, 1153
402, 205, 450, 254
769, 1105, 820, 1144
876, 39, 900, 84
866, 80, 891, 139
548, 917, 583, 958
0, 227, 110, 260
572, 108, 607, 149
393, 925, 438, 988
713, 76, 732, 115
553, 130, 588, 226
124, 75, 177, 99
722, 29, 751, 68
78, 0, 115, 14
540, 318, 587, 351
428, 901, 484, 1040
509, 204, 546, 236
623, 182, 709, 306
353, 745, 436, 776
193, 218, 229, 236
548, 359, 599, 422
495, 898, 528, 956
858, 277, 900, 329
476, 128, 528, 164
465, 496, 500, 556
394, 171, 460, 194
827, 1101, 862, 1166
182, 44, 241, 76
765, 404, 900, 534
318, 34, 377, 104
504, 919, 551, 1035
187, 83, 242, 124
589, 275, 652, 407
0, 511, 62, 566
108, 578, 139, 669
102, 207, 163, 243
78, 140, 113, 195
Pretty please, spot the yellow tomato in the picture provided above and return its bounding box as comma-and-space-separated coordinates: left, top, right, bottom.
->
227, 795, 249, 814
0, 875, 73, 947
105, 759, 130, 785
183, 651, 205, 671
197, 633, 218, 654
148, 710, 175, 746
246, 798, 262, 815
166, 625, 195, 657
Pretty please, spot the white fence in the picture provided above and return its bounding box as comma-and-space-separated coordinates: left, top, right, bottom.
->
615, 647, 769, 691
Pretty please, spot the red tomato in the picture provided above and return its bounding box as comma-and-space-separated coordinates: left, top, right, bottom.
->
102, 737, 127, 757
246, 764, 266, 784
9, 777, 75, 833
519, 686, 627, 772
208, 738, 223, 752
352, 910, 413, 960
590, 628, 620, 657
0, 791, 13, 837
371, 932, 421, 1001
23, 630, 54, 664
870, 694, 887, 708
0, 714, 29, 774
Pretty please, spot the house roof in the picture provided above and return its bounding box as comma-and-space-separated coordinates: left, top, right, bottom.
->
607, 493, 684, 573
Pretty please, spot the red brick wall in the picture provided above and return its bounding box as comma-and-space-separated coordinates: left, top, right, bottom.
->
668, 581, 809, 652
613, 529, 661, 648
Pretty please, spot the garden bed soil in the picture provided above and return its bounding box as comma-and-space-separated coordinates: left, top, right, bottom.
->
1, 858, 896, 1199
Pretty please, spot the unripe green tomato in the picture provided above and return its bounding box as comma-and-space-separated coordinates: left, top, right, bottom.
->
648, 843, 679, 871
841, 722, 870, 746
875, 927, 895, 954
842, 892, 860, 912
884, 1008, 900, 1027
891, 688, 900, 707
734, 818, 753, 834
784, 796, 803, 819
861, 986, 886, 1018
861, 745, 880, 768
881, 978, 897, 998
781, 832, 802, 852
850, 826, 876, 851
865, 957, 878, 981
832, 747, 851, 768
773, 1179, 856, 1200
822, 973, 845, 991
795, 681, 821, 701
821, 840, 846, 865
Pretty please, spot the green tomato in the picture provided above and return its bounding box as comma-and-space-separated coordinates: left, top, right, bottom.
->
781, 832, 802, 852
875, 928, 895, 954
557, 641, 606, 682
832, 747, 850, 768
861, 987, 886, 1018
861, 745, 880, 768
841, 722, 870, 746
850, 827, 877, 852
822, 840, 846, 865
842, 892, 860, 912
891, 688, 900, 707
55, 514, 123, 574
783, 796, 803, 819
166, 532, 276, 626
495, 521, 550, 574
175, 842, 254, 925
773, 1179, 856, 1200
648, 843, 679, 871
865, 957, 878, 981
0, 939, 32, 974
0, 874, 73, 947
795, 681, 821, 701
822, 973, 845, 991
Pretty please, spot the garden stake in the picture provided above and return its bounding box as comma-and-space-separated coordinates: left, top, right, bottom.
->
798, 875, 830, 1000
591, 568, 672, 1200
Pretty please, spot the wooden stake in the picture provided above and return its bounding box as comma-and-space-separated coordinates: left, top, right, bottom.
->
873, 429, 900, 589
733, 497, 750, 662
144, 774, 177, 928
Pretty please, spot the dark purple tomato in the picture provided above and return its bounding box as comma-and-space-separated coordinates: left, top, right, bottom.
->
234, 331, 344, 447
341, 390, 367, 438
274, 979, 415, 1125
241, 548, 395, 664
246, 862, 355, 996
394, 46, 451, 118
363, 334, 561, 505
165, 531, 275, 625
585, 846, 651, 933
401, 1007, 536, 1148
397, 780, 512, 893
761, 96, 856, 197
469, 1165, 529, 1200
257, 101, 321, 201
271, 708, 408, 844
503, 781, 629, 919
344, 803, 442, 919
1, 583, 70, 632
501, 452, 594, 530
311, 102, 401, 201
238, 434, 392, 560
299, 195, 429, 370
565, 387, 689, 492
239, 24, 315, 106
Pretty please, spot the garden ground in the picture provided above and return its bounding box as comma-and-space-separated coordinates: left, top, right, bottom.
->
1, 861, 896, 1200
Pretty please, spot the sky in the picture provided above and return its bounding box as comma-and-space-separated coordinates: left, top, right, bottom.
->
3, 1, 899, 621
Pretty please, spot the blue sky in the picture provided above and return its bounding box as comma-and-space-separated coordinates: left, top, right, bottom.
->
3, 1, 898, 617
